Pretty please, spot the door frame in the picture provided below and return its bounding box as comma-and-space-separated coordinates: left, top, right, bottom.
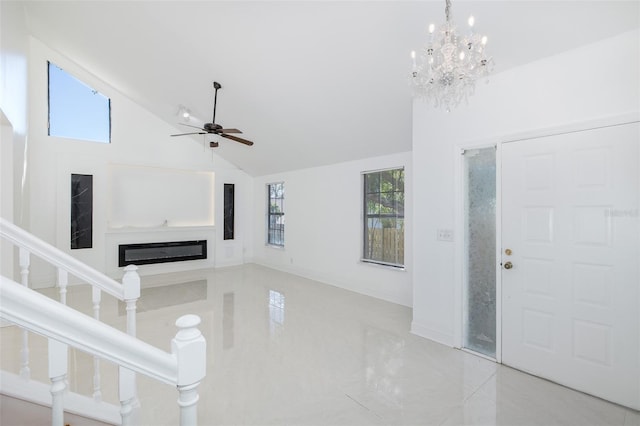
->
453, 142, 502, 362
452, 112, 639, 365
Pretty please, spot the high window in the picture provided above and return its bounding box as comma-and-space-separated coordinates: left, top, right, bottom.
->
363, 168, 404, 267
267, 182, 285, 246
48, 61, 111, 143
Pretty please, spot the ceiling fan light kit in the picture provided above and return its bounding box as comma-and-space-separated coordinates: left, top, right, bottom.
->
171, 81, 254, 147
410, 0, 494, 112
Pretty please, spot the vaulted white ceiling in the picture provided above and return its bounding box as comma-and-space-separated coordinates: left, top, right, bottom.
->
21, 1, 639, 176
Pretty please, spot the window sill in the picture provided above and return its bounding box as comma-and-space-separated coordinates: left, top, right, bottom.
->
360, 259, 406, 272
266, 244, 285, 250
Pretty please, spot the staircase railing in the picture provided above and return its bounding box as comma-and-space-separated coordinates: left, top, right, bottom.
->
0, 218, 206, 425
1, 276, 206, 425
0, 217, 140, 402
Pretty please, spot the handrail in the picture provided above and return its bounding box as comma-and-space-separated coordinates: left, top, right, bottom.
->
0, 276, 177, 385
0, 218, 125, 300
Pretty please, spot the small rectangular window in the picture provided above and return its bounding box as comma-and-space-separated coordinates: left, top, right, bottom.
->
267, 182, 285, 246
48, 61, 111, 143
363, 168, 404, 267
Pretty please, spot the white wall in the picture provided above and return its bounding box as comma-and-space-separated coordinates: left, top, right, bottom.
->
251, 152, 412, 307
0, 2, 29, 281
412, 30, 640, 346
0, 1, 29, 226
25, 37, 252, 286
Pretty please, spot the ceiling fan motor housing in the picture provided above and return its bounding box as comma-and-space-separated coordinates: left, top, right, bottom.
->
204, 123, 223, 132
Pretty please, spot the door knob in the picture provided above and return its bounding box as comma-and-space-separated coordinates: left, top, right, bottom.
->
504, 261, 513, 270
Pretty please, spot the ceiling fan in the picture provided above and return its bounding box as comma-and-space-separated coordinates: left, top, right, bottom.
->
171, 81, 254, 148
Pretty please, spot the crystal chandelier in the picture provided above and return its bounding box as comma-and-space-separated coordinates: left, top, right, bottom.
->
410, 0, 494, 111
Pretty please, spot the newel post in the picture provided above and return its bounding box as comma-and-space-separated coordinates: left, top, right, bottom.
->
121, 265, 140, 338
121, 265, 140, 411
49, 339, 68, 426
172, 315, 206, 426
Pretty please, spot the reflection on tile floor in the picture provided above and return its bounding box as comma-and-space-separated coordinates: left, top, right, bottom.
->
1, 264, 638, 425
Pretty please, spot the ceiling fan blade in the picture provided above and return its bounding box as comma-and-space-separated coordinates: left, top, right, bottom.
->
178, 123, 206, 130
220, 133, 254, 146
170, 132, 206, 137
219, 128, 242, 134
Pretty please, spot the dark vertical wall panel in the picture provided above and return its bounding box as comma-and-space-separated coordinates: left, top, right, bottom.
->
71, 174, 93, 249
223, 183, 235, 240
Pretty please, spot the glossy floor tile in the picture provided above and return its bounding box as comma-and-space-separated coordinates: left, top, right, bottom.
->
1, 264, 637, 425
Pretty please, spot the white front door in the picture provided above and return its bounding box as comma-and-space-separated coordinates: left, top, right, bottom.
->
501, 122, 639, 409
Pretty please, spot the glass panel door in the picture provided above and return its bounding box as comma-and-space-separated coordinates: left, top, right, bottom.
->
463, 147, 497, 358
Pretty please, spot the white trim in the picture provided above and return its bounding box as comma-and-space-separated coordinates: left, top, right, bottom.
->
454, 144, 498, 357
410, 321, 454, 347
453, 145, 464, 349
451, 113, 639, 363
361, 167, 406, 267
265, 181, 285, 247
457, 112, 640, 148
360, 165, 406, 175
495, 142, 503, 364
461, 347, 497, 363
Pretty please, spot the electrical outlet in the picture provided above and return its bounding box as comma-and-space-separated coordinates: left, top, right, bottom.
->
437, 229, 454, 242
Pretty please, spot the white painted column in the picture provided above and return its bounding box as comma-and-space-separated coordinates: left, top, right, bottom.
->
172, 314, 206, 426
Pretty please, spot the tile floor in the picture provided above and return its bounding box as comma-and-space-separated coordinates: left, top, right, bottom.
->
1, 264, 638, 425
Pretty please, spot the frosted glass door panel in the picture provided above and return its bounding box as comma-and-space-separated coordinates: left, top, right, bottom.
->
463, 147, 497, 358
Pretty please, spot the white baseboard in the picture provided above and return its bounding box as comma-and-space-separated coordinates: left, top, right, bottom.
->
410, 321, 454, 347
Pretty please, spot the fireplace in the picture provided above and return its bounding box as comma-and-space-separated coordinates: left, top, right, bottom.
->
118, 240, 207, 267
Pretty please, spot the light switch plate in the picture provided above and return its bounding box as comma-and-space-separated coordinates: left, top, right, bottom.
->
437, 228, 454, 242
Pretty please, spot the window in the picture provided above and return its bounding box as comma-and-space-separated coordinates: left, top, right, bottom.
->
363, 168, 404, 267
267, 182, 285, 246
48, 61, 111, 143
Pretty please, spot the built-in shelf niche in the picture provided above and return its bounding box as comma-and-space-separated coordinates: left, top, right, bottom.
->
108, 164, 215, 229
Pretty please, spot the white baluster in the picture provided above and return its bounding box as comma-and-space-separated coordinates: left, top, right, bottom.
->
19, 248, 30, 286
122, 265, 140, 406
57, 268, 68, 305
92, 286, 102, 402
178, 383, 200, 426
172, 314, 206, 426
18, 248, 30, 379
119, 366, 136, 426
49, 339, 68, 426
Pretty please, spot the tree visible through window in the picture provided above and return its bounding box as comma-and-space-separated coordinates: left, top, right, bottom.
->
267, 182, 285, 246
363, 168, 404, 267
48, 61, 111, 143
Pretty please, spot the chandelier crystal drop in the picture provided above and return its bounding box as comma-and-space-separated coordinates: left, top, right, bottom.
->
410, 0, 494, 111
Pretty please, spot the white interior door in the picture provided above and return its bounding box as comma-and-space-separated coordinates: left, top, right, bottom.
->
501, 122, 639, 409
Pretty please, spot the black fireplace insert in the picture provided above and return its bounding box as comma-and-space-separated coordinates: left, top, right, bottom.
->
118, 240, 207, 267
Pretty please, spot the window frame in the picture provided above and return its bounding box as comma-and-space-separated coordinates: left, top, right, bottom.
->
361, 167, 405, 268
47, 60, 112, 144
266, 182, 285, 247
